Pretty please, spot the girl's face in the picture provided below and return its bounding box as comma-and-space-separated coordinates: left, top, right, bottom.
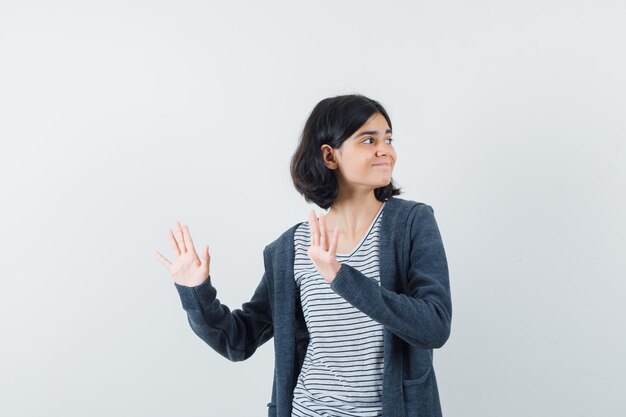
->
322, 112, 396, 194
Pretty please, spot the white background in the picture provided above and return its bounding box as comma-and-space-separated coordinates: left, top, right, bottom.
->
1, 1, 624, 416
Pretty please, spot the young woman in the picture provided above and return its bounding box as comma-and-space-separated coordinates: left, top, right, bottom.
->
155, 94, 452, 417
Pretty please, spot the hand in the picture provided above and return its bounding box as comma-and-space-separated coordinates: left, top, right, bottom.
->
307, 209, 342, 283
155, 220, 210, 287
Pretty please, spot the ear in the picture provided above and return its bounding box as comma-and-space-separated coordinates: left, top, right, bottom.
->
321, 144, 339, 170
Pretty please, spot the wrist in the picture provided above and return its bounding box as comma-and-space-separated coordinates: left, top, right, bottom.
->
325, 262, 342, 283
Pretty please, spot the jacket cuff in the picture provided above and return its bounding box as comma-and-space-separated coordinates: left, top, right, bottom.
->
174, 276, 216, 311
330, 264, 367, 304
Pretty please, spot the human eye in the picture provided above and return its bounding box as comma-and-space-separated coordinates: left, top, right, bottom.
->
362, 136, 393, 144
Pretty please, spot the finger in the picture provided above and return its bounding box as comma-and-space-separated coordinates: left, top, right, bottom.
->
328, 226, 339, 255
175, 220, 187, 252
319, 212, 327, 251
308, 209, 319, 246
202, 245, 211, 270
167, 229, 181, 256
182, 224, 198, 260
202, 244, 209, 262
154, 250, 173, 269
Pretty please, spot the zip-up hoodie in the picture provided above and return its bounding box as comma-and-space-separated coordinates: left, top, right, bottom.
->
174, 196, 452, 416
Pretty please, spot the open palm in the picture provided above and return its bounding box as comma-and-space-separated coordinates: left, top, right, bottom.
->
307, 209, 342, 283
155, 220, 210, 287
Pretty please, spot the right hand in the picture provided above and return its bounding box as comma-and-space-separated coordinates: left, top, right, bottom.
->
155, 220, 210, 287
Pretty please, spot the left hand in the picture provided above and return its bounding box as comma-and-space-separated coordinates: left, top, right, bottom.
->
307, 209, 342, 283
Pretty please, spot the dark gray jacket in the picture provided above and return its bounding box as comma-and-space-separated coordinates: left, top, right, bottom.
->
175, 196, 452, 416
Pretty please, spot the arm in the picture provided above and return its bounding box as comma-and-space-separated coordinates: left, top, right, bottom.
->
174, 270, 274, 361
330, 204, 452, 349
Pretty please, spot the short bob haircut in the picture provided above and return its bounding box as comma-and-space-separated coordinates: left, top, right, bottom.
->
290, 94, 402, 209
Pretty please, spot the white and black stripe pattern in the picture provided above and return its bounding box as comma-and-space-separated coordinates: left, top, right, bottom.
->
291, 202, 386, 417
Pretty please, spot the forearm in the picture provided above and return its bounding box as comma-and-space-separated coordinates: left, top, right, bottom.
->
330, 263, 451, 349
175, 275, 274, 361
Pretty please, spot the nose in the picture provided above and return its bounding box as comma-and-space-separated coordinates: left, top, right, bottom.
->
375, 141, 392, 156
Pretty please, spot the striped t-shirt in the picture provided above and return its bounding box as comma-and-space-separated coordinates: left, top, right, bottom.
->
291, 202, 386, 417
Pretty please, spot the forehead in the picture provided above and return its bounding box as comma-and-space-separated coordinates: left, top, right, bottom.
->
355, 113, 391, 133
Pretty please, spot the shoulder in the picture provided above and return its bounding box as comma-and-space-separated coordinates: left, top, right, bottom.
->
384, 197, 441, 243
385, 196, 434, 222
387, 195, 430, 209
263, 221, 306, 258
402, 201, 442, 242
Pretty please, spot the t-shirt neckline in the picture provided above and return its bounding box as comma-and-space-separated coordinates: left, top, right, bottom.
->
333, 201, 386, 257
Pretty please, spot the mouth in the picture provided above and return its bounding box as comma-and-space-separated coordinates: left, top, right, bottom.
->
372, 163, 391, 167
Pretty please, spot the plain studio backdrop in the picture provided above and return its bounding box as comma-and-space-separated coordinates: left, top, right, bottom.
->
1, 1, 624, 416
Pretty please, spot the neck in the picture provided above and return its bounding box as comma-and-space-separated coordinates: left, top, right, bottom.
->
326, 192, 384, 238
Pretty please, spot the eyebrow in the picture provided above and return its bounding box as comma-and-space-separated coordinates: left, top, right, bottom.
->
355, 129, 392, 139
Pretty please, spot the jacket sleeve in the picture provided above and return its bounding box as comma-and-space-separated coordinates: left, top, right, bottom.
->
174, 267, 274, 362
330, 204, 452, 349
